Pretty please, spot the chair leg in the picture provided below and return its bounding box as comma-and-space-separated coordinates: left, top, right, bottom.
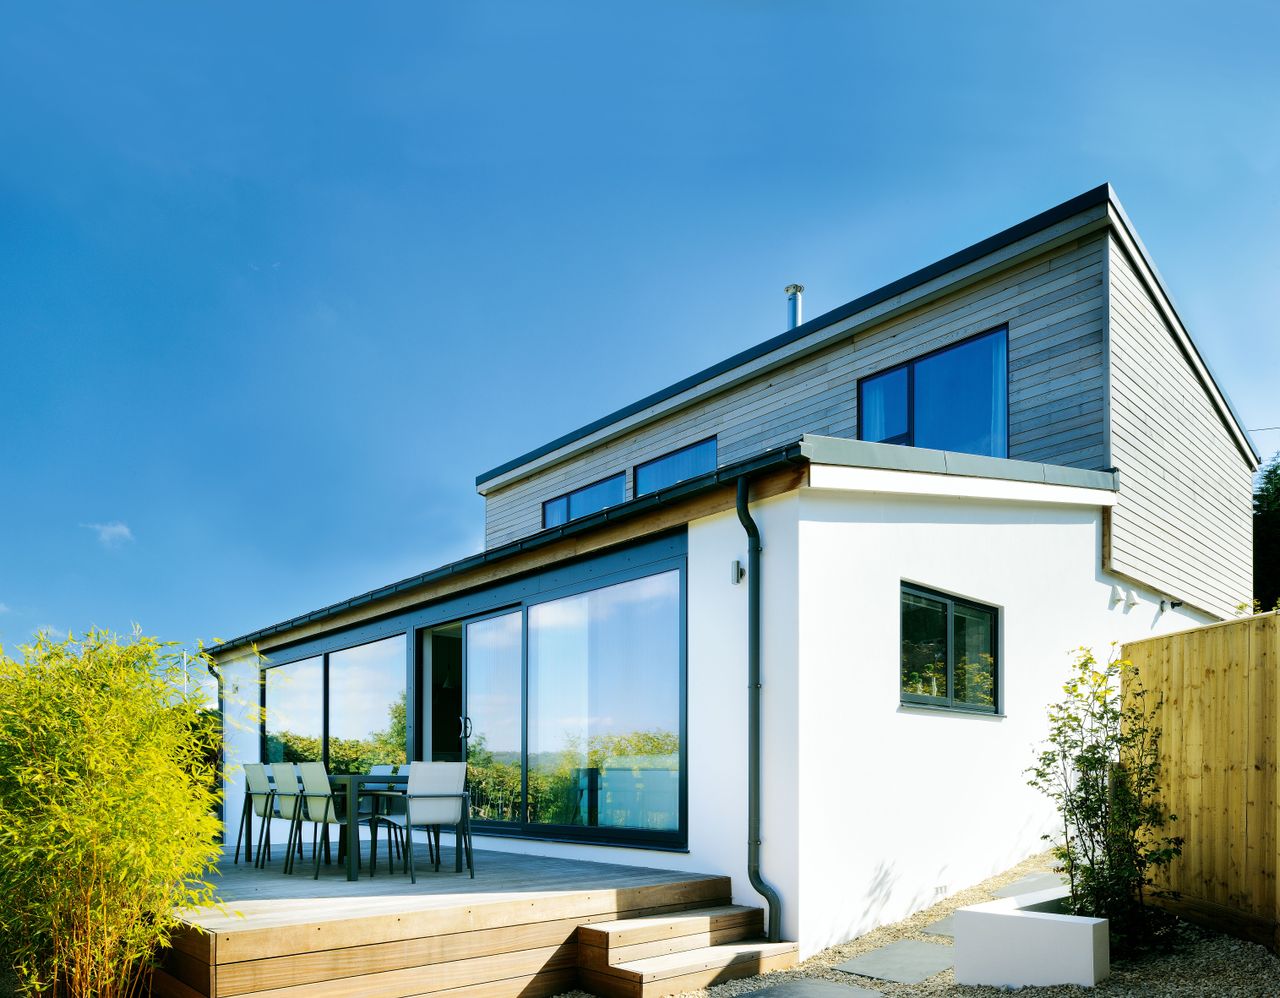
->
434, 827, 441, 872
254, 812, 271, 870
233, 792, 250, 864
407, 825, 416, 884
314, 800, 333, 880
282, 813, 298, 875
369, 818, 378, 878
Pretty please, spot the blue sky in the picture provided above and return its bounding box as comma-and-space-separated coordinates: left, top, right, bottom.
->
2, 1, 1277, 653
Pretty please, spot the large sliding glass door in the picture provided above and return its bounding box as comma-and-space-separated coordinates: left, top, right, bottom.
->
463, 611, 523, 823
421, 564, 685, 847
264, 537, 687, 849
527, 571, 681, 834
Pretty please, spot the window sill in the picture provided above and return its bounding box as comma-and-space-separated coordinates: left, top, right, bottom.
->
899, 701, 1005, 719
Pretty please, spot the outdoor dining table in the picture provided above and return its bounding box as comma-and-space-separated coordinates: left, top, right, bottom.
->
328, 773, 471, 882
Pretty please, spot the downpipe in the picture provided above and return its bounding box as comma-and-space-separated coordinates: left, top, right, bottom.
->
736, 475, 783, 942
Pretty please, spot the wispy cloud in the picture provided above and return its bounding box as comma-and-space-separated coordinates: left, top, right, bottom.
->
0, 603, 9, 614
81, 521, 134, 548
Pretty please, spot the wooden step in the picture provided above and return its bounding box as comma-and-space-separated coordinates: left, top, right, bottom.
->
580, 941, 799, 998
578, 904, 763, 955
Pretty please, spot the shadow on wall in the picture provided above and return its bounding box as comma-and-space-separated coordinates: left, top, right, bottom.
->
814, 811, 1055, 953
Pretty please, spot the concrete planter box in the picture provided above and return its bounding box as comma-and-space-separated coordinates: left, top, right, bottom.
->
954, 886, 1109, 988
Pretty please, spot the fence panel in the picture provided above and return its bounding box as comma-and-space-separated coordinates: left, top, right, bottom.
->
1123, 612, 1280, 947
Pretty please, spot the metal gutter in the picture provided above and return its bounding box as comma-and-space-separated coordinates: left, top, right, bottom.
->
736, 475, 784, 943
475, 184, 1114, 487
213, 443, 807, 657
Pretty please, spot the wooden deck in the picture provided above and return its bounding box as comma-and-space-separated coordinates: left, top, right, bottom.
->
154, 837, 791, 998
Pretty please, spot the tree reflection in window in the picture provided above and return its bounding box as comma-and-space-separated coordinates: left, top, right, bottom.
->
900, 585, 997, 713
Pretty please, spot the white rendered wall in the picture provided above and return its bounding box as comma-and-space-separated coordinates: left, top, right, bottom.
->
793, 486, 1211, 956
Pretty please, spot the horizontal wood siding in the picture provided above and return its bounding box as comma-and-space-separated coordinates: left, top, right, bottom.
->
485, 235, 1108, 547
1106, 236, 1253, 619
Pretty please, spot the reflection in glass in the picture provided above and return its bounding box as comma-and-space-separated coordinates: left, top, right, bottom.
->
265, 656, 324, 764
567, 473, 625, 520
953, 603, 997, 708
914, 330, 1007, 456
635, 439, 718, 496
860, 366, 909, 444
329, 635, 407, 773
465, 612, 523, 822
901, 592, 948, 701
528, 570, 680, 832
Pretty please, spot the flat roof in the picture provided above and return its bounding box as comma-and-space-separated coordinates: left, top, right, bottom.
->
476, 183, 1258, 487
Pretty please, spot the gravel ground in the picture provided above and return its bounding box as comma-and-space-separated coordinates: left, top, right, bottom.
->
561, 851, 1280, 998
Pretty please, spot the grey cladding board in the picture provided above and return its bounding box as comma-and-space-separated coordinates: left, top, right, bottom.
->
484, 235, 1109, 548
1105, 235, 1253, 619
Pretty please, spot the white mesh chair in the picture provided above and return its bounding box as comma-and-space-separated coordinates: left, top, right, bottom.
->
296, 761, 364, 880
364, 764, 422, 871
372, 761, 472, 882
233, 762, 278, 868
269, 762, 306, 874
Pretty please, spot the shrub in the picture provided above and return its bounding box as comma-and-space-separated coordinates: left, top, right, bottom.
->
0, 631, 222, 998
1027, 647, 1182, 951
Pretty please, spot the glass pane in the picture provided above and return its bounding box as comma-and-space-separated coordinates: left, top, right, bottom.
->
953, 604, 997, 709
528, 570, 681, 832
329, 635, 407, 773
465, 612, 523, 823
901, 592, 948, 700
913, 331, 1008, 457
860, 366, 909, 443
635, 438, 718, 496
567, 474, 625, 520
543, 496, 568, 528
264, 656, 323, 764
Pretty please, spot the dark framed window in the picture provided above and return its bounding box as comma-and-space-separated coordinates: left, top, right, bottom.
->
900, 583, 998, 713
635, 438, 718, 497
262, 634, 408, 771
543, 472, 626, 529
859, 327, 1009, 458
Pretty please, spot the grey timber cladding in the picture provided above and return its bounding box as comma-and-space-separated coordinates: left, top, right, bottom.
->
1105, 235, 1253, 619
484, 234, 1109, 548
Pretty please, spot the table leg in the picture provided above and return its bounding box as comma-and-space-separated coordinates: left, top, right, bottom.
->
346, 780, 359, 882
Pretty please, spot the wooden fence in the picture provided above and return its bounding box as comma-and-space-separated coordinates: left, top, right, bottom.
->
1123, 612, 1280, 947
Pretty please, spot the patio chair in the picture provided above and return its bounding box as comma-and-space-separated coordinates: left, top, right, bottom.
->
269, 762, 307, 874
363, 764, 427, 872
296, 761, 383, 880
372, 761, 472, 882
232, 762, 277, 867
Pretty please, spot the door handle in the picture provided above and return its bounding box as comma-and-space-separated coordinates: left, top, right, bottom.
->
463, 717, 473, 738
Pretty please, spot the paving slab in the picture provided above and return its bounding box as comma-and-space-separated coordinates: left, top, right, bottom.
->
922, 914, 954, 937
993, 871, 1066, 897
833, 939, 954, 985
742, 980, 883, 998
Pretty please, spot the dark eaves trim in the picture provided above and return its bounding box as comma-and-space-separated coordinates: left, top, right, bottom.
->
475, 184, 1114, 487
213, 443, 808, 657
